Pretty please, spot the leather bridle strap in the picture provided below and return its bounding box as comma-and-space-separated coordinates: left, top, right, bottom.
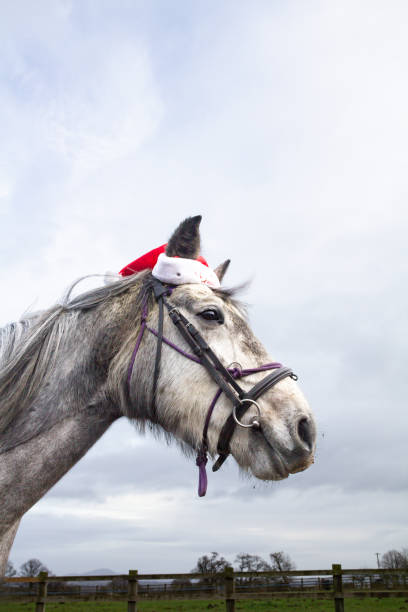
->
151, 278, 244, 412
212, 366, 295, 472
150, 282, 166, 419
164, 304, 246, 405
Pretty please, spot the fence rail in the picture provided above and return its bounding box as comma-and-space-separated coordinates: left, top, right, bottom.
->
1, 565, 407, 612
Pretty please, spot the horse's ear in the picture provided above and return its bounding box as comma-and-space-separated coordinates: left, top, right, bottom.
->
166, 215, 202, 259
214, 259, 231, 283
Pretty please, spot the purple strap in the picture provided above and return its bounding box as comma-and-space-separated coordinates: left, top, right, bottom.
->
146, 326, 201, 364
196, 388, 222, 496
196, 451, 208, 497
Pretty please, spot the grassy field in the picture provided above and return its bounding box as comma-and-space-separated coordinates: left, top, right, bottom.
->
0, 598, 407, 612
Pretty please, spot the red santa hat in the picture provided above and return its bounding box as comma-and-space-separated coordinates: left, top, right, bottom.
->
119, 244, 220, 288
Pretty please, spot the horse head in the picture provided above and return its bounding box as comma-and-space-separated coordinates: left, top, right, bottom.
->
114, 216, 316, 492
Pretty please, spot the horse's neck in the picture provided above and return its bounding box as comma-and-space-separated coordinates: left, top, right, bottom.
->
0, 520, 20, 577
0, 301, 128, 573
0, 402, 117, 574
0, 281, 146, 576
0, 402, 117, 522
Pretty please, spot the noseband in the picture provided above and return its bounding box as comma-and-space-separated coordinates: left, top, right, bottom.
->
127, 279, 297, 496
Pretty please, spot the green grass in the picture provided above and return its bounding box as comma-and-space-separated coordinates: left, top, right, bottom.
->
1, 598, 408, 611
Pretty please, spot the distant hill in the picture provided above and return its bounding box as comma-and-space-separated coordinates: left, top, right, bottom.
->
81, 568, 116, 576
67, 568, 117, 586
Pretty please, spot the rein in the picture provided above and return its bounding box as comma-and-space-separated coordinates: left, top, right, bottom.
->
127, 279, 296, 496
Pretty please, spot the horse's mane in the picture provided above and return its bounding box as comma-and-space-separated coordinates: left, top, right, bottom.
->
0, 269, 244, 444
0, 272, 148, 437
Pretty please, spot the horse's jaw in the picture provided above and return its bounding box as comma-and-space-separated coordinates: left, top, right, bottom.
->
231, 382, 316, 481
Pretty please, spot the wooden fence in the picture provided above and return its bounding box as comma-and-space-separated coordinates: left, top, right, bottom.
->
1, 565, 408, 612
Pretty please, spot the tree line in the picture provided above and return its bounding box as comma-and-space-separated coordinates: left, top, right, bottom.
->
5, 546, 408, 580
380, 548, 408, 570
187, 551, 296, 586
5, 558, 51, 578
191, 551, 295, 574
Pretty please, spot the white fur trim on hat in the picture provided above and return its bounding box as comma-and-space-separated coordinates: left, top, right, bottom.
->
152, 253, 220, 288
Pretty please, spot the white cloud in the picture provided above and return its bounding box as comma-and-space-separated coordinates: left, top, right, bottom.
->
0, 174, 14, 214
46, 41, 163, 177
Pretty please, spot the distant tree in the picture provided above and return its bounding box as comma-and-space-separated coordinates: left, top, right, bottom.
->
191, 552, 230, 586
234, 553, 270, 585
235, 553, 270, 572
19, 558, 51, 577
191, 552, 230, 574
18, 559, 51, 594
381, 549, 408, 570
269, 551, 295, 585
269, 551, 295, 572
5, 561, 16, 577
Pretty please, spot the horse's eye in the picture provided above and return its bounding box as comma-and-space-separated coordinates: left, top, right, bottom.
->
198, 308, 224, 324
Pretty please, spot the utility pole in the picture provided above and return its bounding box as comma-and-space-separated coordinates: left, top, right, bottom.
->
375, 553, 381, 569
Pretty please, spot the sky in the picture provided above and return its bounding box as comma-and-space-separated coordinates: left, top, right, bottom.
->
1, 0, 408, 575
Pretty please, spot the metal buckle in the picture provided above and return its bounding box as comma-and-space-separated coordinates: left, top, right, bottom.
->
232, 398, 261, 428
227, 362, 242, 370
227, 361, 242, 373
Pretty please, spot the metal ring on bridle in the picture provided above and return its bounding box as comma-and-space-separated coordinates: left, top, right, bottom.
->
228, 362, 242, 371
232, 398, 261, 428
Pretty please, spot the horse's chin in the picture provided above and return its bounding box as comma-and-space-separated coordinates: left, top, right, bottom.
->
249, 448, 291, 481
245, 434, 314, 481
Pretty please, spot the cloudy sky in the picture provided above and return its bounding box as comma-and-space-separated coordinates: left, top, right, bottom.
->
2, 0, 408, 575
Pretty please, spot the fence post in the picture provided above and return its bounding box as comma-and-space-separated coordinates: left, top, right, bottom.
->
127, 569, 138, 612
35, 571, 48, 612
224, 566, 235, 612
332, 564, 344, 612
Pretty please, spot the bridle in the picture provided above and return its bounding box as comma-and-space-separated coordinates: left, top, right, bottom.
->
127, 278, 297, 496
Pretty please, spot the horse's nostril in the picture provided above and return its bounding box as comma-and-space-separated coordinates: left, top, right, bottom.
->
297, 418, 313, 451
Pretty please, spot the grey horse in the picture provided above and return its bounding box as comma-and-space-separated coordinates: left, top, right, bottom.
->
0, 216, 316, 576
